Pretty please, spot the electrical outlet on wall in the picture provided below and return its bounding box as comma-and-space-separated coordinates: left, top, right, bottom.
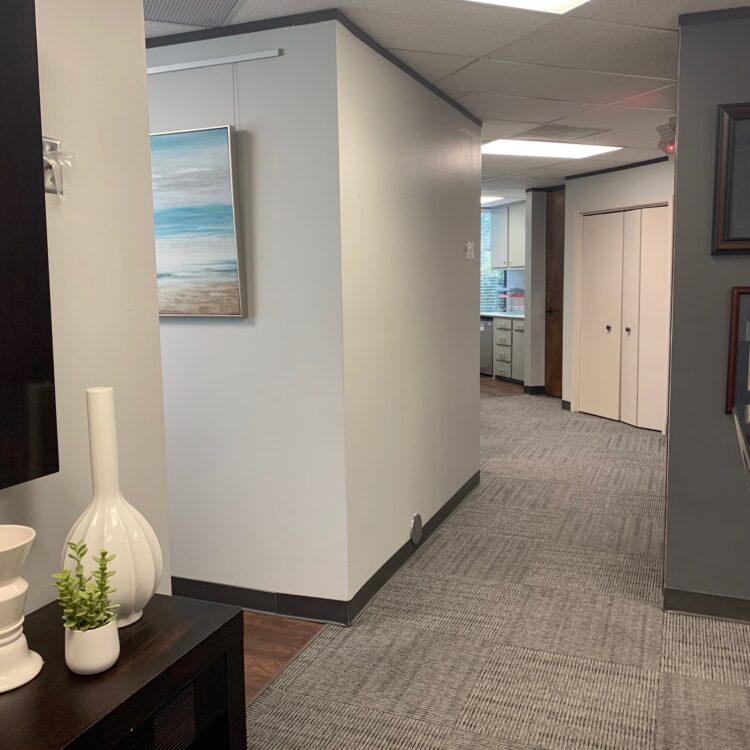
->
465, 241, 475, 260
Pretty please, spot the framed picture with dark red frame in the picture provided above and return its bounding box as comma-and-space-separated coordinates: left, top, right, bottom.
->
714, 103, 750, 254
726, 287, 750, 412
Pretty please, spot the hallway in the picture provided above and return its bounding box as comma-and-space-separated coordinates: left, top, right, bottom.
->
247, 395, 750, 749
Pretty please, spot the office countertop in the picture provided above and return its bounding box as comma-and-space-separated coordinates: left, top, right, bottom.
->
480, 312, 525, 319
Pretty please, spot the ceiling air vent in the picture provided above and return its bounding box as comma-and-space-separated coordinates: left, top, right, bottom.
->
515, 124, 610, 142
143, 0, 242, 27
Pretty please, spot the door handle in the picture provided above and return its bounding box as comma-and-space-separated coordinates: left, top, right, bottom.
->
606, 324, 612, 332
625, 326, 632, 334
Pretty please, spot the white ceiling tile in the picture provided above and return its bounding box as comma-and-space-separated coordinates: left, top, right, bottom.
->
614, 84, 677, 110
482, 120, 538, 140
144, 19, 206, 37
387, 49, 475, 82
442, 90, 471, 101
480, 175, 536, 197
554, 105, 676, 132
483, 154, 571, 170
461, 92, 595, 122
595, 146, 667, 163
483, 165, 521, 179
229, 0, 339, 23
439, 58, 674, 104
230, 0, 556, 56
572, 129, 661, 147
559, 157, 627, 176
489, 17, 677, 79
570, 0, 743, 31
343, 1, 556, 57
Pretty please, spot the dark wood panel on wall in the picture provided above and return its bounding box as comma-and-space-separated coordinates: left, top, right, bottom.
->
0, 0, 58, 489
545, 189, 565, 399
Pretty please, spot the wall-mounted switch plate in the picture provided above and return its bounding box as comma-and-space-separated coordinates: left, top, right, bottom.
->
465, 241, 475, 260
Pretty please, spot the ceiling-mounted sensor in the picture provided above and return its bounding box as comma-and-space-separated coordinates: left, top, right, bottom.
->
657, 117, 676, 155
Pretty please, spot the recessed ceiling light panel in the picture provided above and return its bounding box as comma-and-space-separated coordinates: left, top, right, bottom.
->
465, 0, 592, 14
482, 139, 622, 159
481, 195, 505, 204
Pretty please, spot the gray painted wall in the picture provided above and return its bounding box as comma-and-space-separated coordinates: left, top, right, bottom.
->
666, 15, 750, 599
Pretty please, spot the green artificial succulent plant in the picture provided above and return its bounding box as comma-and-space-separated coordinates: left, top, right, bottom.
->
52, 540, 119, 631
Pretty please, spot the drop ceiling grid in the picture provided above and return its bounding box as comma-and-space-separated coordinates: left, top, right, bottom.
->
143, 0, 684, 191
144, 0, 243, 27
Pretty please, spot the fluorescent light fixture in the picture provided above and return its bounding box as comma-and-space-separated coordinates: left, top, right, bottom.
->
481, 195, 505, 204
464, 0, 592, 13
482, 139, 622, 159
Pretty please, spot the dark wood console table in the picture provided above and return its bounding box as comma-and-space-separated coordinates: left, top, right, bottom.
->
2, 594, 245, 749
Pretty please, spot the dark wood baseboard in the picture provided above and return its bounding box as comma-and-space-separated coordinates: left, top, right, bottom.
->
173, 471, 480, 626
664, 588, 750, 622
523, 385, 546, 395
496, 376, 523, 385
561, 400, 571, 411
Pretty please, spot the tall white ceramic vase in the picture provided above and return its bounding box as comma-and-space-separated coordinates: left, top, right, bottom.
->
63, 387, 163, 628
0, 525, 43, 692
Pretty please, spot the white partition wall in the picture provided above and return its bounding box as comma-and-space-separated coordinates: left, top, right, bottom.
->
148, 19, 481, 605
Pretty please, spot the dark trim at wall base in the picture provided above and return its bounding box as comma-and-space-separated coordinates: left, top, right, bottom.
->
664, 588, 750, 623
566, 157, 668, 182
145, 9, 482, 129
172, 470, 480, 626
524, 385, 546, 395
561, 400, 571, 411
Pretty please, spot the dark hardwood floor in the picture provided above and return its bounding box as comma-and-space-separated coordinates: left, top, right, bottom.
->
244, 611, 324, 702
481, 375, 524, 398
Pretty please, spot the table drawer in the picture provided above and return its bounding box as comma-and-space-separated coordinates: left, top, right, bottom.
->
494, 318, 513, 331
494, 361, 512, 379
495, 331, 512, 347
513, 320, 525, 333
495, 345, 512, 363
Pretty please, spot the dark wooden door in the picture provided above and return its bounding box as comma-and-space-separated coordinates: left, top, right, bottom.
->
545, 189, 565, 398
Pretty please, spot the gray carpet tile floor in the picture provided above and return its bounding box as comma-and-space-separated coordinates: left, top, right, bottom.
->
247, 395, 750, 749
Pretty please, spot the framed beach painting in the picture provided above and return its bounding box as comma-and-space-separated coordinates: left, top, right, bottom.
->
150, 126, 244, 317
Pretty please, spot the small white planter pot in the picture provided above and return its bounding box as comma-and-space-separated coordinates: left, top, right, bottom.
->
65, 621, 120, 675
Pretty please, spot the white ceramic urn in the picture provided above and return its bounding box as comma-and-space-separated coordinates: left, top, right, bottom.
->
0, 525, 43, 692
63, 387, 163, 627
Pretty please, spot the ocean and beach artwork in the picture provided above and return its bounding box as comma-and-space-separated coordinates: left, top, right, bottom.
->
150, 126, 244, 317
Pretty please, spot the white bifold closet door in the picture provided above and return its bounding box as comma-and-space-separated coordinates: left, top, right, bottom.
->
636, 206, 671, 431
620, 210, 642, 427
579, 211, 624, 421
579, 206, 671, 431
